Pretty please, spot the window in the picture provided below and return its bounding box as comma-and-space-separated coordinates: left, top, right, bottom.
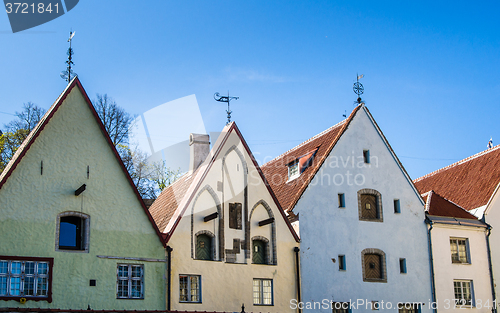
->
361, 248, 387, 283
252, 239, 267, 264
400, 258, 407, 274
229, 203, 242, 230
358, 189, 383, 222
398, 303, 421, 313
372, 301, 379, 310
0, 256, 53, 302
117, 264, 143, 299
332, 302, 351, 313
180, 275, 201, 303
363, 150, 370, 163
339, 255, 346, 271
338, 193, 345, 208
394, 199, 401, 213
195, 234, 212, 260
454, 280, 473, 306
288, 162, 299, 180
450, 238, 469, 264
253, 278, 273, 305
56, 212, 90, 252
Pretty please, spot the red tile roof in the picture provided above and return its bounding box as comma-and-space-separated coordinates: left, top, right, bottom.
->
0, 77, 166, 248
149, 171, 195, 233
424, 190, 478, 220
261, 105, 361, 213
414, 145, 500, 211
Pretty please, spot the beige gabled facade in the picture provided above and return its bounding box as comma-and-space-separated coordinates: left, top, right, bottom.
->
150, 123, 300, 312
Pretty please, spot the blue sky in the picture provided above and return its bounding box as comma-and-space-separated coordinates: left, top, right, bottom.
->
1, 1, 499, 179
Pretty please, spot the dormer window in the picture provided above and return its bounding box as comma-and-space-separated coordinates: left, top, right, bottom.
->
288, 162, 299, 180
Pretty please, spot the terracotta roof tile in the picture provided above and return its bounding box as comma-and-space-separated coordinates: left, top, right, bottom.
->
414, 145, 500, 210
425, 190, 478, 220
261, 105, 361, 213
149, 172, 195, 233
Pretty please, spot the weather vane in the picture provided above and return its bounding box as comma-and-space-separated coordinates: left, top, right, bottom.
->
60, 30, 77, 84
353, 74, 364, 104
214, 91, 239, 125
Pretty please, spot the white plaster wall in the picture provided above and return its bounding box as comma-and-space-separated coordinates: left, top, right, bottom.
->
296, 107, 432, 312
431, 225, 493, 312
484, 189, 500, 303
169, 129, 299, 313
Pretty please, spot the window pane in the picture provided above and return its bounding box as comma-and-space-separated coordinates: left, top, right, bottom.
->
60, 221, 78, 247
131, 266, 142, 278
37, 262, 48, 275
262, 280, 272, 305
0, 261, 8, 274
179, 276, 188, 302
24, 276, 35, 296
131, 280, 142, 298
117, 280, 128, 297
0, 277, 7, 295
118, 265, 128, 278
253, 279, 262, 304
11, 261, 21, 275
10, 277, 21, 296
37, 277, 48, 296
458, 240, 467, 262
25, 261, 35, 275
190, 276, 199, 302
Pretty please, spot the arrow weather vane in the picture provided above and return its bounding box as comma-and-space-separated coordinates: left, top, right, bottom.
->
214, 91, 239, 125
353, 73, 364, 104
61, 30, 77, 84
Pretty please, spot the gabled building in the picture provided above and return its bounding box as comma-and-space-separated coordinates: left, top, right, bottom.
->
149, 123, 300, 312
0, 78, 167, 310
261, 104, 432, 312
415, 146, 500, 308
423, 190, 493, 312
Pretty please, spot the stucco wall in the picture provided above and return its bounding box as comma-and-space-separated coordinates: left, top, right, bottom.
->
296, 107, 433, 312
0, 87, 166, 309
484, 189, 500, 304
169, 130, 299, 312
431, 225, 493, 312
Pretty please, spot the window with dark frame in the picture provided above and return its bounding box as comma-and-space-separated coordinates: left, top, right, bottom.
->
253, 278, 273, 306
332, 302, 351, 313
363, 150, 370, 164
399, 258, 407, 274
117, 264, 143, 299
338, 255, 346, 271
0, 256, 53, 302
229, 203, 242, 230
394, 199, 401, 213
179, 275, 201, 303
338, 193, 345, 208
59, 216, 84, 250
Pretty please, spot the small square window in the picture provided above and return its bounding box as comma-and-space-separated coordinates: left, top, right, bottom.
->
117, 264, 143, 299
338, 193, 345, 208
338, 255, 346, 271
253, 278, 273, 306
179, 275, 201, 303
394, 199, 401, 213
399, 258, 407, 274
89, 279, 96, 286
288, 162, 299, 180
363, 150, 370, 164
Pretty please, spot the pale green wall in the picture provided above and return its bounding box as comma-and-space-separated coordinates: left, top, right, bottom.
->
0, 86, 166, 309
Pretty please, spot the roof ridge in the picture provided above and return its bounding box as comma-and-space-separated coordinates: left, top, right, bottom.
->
414, 144, 500, 183
263, 119, 347, 165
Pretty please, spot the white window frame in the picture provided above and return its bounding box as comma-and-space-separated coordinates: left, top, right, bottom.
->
288, 162, 299, 181
253, 278, 273, 306
450, 238, 470, 264
116, 264, 144, 299
454, 280, 474, 307
0, 258, 50, 299
179, 274, 201, 303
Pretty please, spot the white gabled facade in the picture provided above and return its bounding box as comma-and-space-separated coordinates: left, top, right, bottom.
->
483, 182, 500, 305
285, 105, 432, 312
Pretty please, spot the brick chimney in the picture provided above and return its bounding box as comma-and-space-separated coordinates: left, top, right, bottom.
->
189, 133, 210, 174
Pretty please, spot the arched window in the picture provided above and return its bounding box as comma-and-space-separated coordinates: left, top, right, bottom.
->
358, 189, 383, 222
196, 234, 213, 261
55, 212, 90, 252
252, 239, 267, 264
361, 248, 387, 283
